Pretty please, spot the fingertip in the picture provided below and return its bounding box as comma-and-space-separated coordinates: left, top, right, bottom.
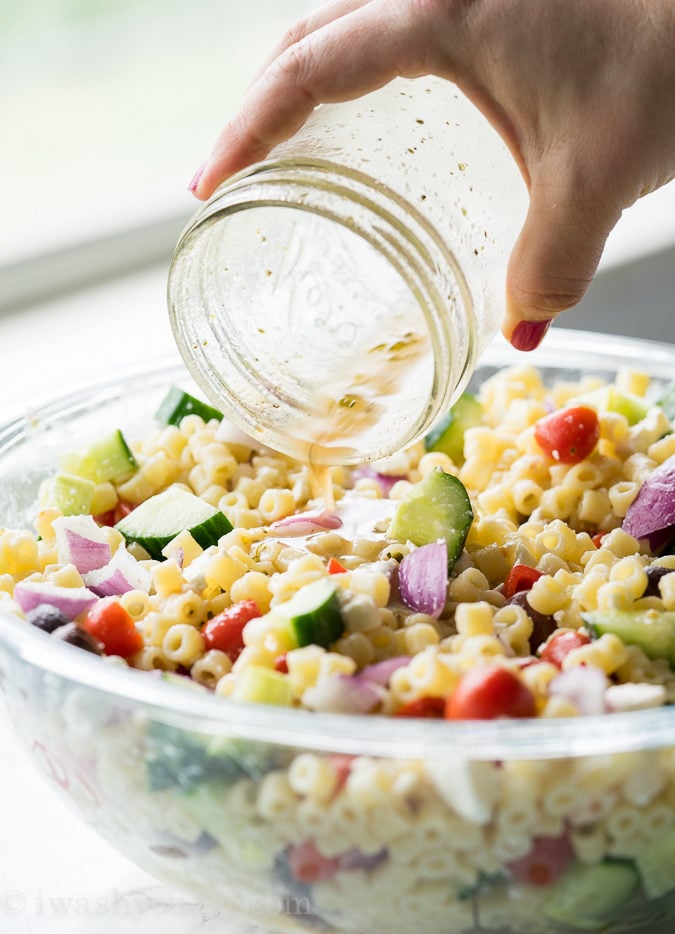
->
502, 298, 554, 352
188, 161, 207, 198
188, 156, 227, 201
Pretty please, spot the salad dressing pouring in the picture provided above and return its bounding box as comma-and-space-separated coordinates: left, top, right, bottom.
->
168, 76, 528, 467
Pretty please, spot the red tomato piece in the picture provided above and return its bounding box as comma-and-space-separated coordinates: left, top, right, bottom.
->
94, 500, 136, 527
395, 696, 446, 718
287, 840, 341, 884
202, 600, 261, 660
539, 629, 591, 669
533, 406, 600, 464
82, 598, 143, 658
591, 532, 606, 549
93, 508, 116, 527
507, 834, 574, 886
503, 564, 544, 600
445, 665, 536, 720
327, 557, 348, 574
327, 754, 355, 795
274, 654, 289, 673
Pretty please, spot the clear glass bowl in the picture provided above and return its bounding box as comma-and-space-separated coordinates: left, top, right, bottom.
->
1, 329, 675, 934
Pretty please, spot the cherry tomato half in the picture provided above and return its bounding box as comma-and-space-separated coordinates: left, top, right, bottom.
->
327, 557, 348, 574
507, 834, 574, 886
445, 665, 536, 720
93, 500, 136, 527
539, 629, 591, 669
287, 840, 341, 884
327, 754, 355, 795
533, 405, 600, 464
202, 599, 261, 660
82, 598, 143, 658
274, 654, 289, 673
503, 564, 544, 600
395, 696, 446, 718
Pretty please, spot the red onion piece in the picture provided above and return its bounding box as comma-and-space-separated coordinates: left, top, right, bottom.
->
398, 540, 448, 618
269, 510, 343, 537
644, 526, 675, 553
338, 847, 388, 871
548, 666, 609, 716
84, 547, 152, 597
52, 516, 112, 574
351, 466, 406, 497
14, 581, 98, 620
622, 454, 675, 540
357, 656, 411, 686
303, 674, 381, 714
542, 396, 556, 414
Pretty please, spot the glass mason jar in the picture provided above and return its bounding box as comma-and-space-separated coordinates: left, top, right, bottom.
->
168, 76, 528, 466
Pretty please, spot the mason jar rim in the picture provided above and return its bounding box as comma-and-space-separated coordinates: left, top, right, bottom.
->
168, 158, 476, 465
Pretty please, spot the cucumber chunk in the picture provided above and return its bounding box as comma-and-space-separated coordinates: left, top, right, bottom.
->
388, 467, 473, 568
636, 825, 675, 898
582, 608, 675, 668
181, 782, 277, 868
424, 392, 484, 464
156, 386, 223, 426
571, 386, 650, 426
145, 721, 273, 792
543, 860, 639, 930
231, 665, 293, 707
115, 486, 233, 560
43, 472, 96, 515
276, 577, 343, 648
60, 429, 138, 484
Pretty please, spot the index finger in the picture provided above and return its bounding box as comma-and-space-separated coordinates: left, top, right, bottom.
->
194, 0, 435, 199
246, 0, 371, 89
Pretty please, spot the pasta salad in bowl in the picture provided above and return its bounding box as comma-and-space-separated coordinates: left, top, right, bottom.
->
1, 329, 675, 933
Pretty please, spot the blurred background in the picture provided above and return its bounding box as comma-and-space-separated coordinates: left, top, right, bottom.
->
1, 0, 674, 410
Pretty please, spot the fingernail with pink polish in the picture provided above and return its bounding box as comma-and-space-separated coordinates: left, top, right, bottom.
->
188, 162, 206, 193
510, 319, 552, 352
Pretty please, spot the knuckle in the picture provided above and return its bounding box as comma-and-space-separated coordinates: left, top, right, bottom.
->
272, 41, 319, 105
280, 20, 310, 52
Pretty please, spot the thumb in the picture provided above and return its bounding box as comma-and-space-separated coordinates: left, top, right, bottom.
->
503, 171, 621, 351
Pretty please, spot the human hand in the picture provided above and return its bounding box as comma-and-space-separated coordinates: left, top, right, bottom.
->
189, 0, 675, 349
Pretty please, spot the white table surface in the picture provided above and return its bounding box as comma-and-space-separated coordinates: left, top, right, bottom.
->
1, 181, 674, 930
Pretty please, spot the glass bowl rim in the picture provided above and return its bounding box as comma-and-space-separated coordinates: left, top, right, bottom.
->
1, 327, 675, 761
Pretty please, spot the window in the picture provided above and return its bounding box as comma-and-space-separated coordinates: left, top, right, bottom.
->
1, 0, 317, 267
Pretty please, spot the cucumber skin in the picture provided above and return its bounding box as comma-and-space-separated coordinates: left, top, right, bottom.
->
118, 512, 232, 561
156, 386, 223, 426
278, 579, 344, 649
424, 392, 484, 464
115, 488, 233, 560
290, 598, 343, 649
60, 429, 138, 484
388, 468, 474, 568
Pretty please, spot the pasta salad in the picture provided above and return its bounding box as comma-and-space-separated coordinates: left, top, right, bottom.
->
1, 359, 675, 933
